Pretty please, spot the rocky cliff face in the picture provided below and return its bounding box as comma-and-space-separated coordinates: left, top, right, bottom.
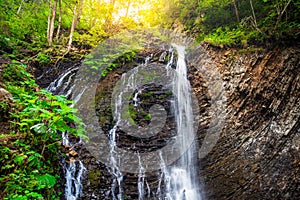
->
41, 45, 299, 199
198, 45, 299, 199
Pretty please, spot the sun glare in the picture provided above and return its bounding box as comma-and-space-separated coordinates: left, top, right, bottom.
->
100, 0, 164, 26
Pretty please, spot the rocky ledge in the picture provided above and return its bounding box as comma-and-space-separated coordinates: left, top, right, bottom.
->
42, 44, 299, 199
198, 45, 299, 199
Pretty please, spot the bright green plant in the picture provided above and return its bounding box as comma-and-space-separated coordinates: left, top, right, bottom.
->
0, 61, 86, 199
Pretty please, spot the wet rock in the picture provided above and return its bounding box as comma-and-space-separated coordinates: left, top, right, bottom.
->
198, 46, 300, 199
0, 87, 13, 122
54, 45, 299, 199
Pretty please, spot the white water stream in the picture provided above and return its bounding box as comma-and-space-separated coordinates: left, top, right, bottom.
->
107, 44, 201, 199
167, 44, 200, 200
47, 68, 86, 200
46, 43, 201, 200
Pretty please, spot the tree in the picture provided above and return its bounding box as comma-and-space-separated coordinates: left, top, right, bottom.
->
55, 0, 62, 41
233, 0, 240, 22
68, 2, 77, 51
250, 0, 260, 32
125, 0, 131, 17
47, 0, 57, 45
75, 0, 85, 27
273, 0, 293, 32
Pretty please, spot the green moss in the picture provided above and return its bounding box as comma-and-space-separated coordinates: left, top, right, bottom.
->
144, 113, 151, 121
88, 169, 101, 186
165, 91, 173, 95
122, 104, 137, 125
158, 94, 167, 99
100, 116, 107, 126
141, 91, 153, 97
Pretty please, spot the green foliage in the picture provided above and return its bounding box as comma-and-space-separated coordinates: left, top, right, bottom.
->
0, 101, 8, 110
199, 26, 261, 47
0, 61, 85, 199
122, 104, 137, 125
166, 0, 299, 46
0, 0, 48, 43
36, 52, 50, 65
0, 34, 14, 53
0, 0, 169, 56
100, 50, 137, 77
84, 47, 137, 77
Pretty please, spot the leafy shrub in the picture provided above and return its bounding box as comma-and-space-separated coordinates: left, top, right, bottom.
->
0, 61, 86, 199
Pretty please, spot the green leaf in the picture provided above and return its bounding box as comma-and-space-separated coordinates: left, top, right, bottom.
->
27, 192, 42, 198
30, 123, 47, 134
13, 154, 27, 165
102, 57, 109, 62
36, 173, 56, 188
1, 164, 15, 170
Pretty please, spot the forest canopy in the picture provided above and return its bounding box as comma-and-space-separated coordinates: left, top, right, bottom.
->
0, 0, 166, 52
0, 0, 299, 55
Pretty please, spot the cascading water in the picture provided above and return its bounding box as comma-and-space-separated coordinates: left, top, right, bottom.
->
47, 65, 79, 98
155, 44, 201, 200
168, 44, 200, 200
107, 104, 124, 200
46, 66, 86, 200
107, 44, 201, 199
61, 132, 85, 200
45, 41, 201, 200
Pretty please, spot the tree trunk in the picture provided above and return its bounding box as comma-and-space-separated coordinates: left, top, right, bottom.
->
48, 0, 57, 45
233, 0, 240, 22
250, 0, 257, 26
249, 0, 262, 33
55, 0, 62, 41
104, 0, 115, 32
68, 3, 77, 51
125, 1, 131, 17
46, 0, 52, 44
75, 0, 84, 27
274, 0, 292, 33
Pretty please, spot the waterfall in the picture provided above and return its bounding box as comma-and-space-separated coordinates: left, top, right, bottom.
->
108, 44, 200, 199
45, 42, 201, 200
46, 66, 86, 200
169, 44, 200, 200
47, 66, 79, 98
156, 44, 201, 200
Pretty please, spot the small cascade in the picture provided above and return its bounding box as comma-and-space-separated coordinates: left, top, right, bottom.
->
137, 153, 151, 200
133, 90, 141, 107
46, 67, 86, 200
47, 66, 79, 98
61, 132, 86, 200
64, 158, 85, 200
104, 73, 130, 200
107, 125, 124, 200
157, 151, 171, 199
